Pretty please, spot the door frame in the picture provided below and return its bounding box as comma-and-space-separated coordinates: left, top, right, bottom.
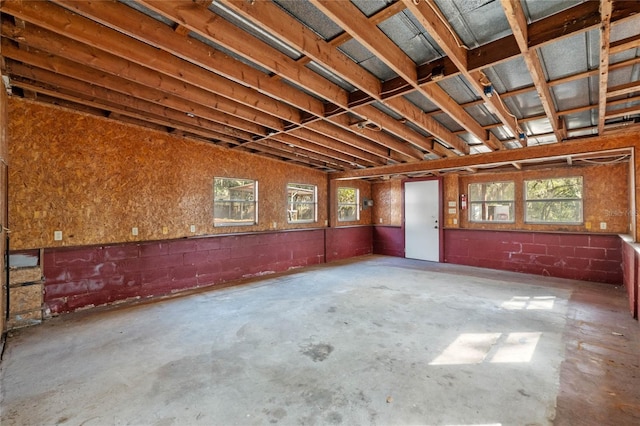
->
402, 177, 444, 262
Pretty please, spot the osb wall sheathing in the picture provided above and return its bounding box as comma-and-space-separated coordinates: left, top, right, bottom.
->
1, 78, 8, 333
372, 179, 402, 226
442, 173, 460, 228
8, 98, 330, 250
458, 162, 630, 234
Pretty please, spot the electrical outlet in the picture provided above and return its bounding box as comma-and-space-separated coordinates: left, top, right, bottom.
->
162, 226, 169, 235
379, 218, 383, 223
190, 225, 196, 233
600, 222, 607, 230
132, 227, 138, 236
453, 218, 458, 225
53, 230, 63, 241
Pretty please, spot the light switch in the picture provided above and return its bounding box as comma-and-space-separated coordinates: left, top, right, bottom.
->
132, 227, 138, 236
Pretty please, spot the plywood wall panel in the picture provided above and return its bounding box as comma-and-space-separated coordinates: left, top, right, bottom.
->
372, 178, 402, 226
0, 78, 8, 333
9, 98, 328, 249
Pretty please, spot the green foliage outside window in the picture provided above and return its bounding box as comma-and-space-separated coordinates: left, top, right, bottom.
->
525, 177, 582, 223
338, 187, 359, 222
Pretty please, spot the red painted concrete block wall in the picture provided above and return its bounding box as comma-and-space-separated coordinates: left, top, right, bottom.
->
43, 229, 326, 314
325, 226, 373, 263
373, 226, 404, 257
444, 229, 623, 284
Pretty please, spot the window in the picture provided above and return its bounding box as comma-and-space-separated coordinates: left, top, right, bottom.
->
287, 183, 317, 223
337, 187, 359, 222
525, 177, 582, 223
213, 178, 257, 226
468, 181, 514, 222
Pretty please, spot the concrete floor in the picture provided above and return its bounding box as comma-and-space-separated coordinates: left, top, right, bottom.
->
1, 255, 638, 425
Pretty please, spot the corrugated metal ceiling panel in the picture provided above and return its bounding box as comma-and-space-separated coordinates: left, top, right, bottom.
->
273, 0, 343, 40
552, 80, 592, 112
522, 0, 586, 22
378, 12, 443, 65
539, 32, 591, 81
484, 57, 533, 92
338, 39, 397, 81
437, 76, 478, 104
403, 92, 439, 113
433, 0, 512, 48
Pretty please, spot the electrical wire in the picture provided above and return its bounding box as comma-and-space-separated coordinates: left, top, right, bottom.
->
413, 0, 470, 50
578, 155, 630, 165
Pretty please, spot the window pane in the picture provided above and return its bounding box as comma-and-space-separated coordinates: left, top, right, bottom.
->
338, 187, 359, 222
468, 182, 514, 223
525, 177, 583, 223
287, 183, 317, 223
214, 178, 257, 226
526, 200, 583, 223
338, 205, 358, 221
469, 182, 514, 202
525, 177, 582, 200
338, 187, 356, 203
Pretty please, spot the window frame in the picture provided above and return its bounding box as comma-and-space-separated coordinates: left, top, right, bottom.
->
286, 183, 318, 224
524, 176, 583, 224
468, 181, 515, 223
337, 187, 360, 222
213, 177, 258, 227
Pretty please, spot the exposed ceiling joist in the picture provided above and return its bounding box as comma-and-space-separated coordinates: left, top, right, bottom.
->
0, 0, 638, 174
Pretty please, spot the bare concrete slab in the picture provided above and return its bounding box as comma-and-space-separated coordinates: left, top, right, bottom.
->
1, 256, 638, 425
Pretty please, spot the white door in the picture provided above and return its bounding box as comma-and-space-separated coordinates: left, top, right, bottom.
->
405, 180, 440, 261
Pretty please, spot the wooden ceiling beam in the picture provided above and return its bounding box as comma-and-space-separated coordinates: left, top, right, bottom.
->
345, 1, 640, 107
253, 138, 354, 171
404, 0, 523, 144
0, 37, 265, 138
5, 61, 257, 143
326, 113, 423, 162
136, 0, 348, 110
9, 78, 249, 146
4, 0, 304, 123
384, 96, 469, 155
216, 0, 381, 101
135, 0, 423, 163
357, 104, 452, 158
501, 0, 564, 143
310, 0, 498, 151
219, 0, 464, 158
303, 119, 404, 163
598, 0, 613, 135
607, 80, 640, 98
610, 33, 640, 55
331, 129, 636, 180
242, 143, 338, 170
605, 105, 640, 121
268, 134, 376, 169
287, 128, 385, 166
310, 0, 417, 85
1, 19, 285, 133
